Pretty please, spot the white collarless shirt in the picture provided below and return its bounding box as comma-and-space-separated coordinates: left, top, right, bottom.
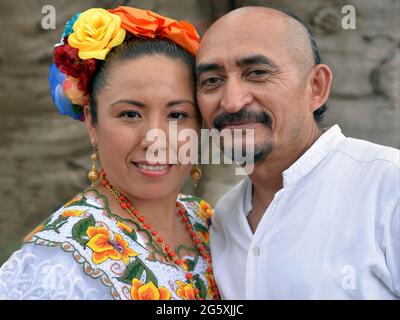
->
210, 125, 400, 300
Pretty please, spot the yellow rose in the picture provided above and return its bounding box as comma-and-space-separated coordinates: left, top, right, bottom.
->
68, 8, 126, 60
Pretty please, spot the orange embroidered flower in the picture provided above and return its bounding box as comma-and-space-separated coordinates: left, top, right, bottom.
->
197, 200, 214, 222
199, 200, 214, 217
108, 6, 199, 56
86, 227, 138, 264
61, 209, 86, 217
117, 221, 133, 234
197, 230, 209, 244
131, 278, 171, 300
176, 281, 196, 300
205, 273, 217, 297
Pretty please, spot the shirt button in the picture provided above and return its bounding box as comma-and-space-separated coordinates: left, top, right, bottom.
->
252, 246, 261, 256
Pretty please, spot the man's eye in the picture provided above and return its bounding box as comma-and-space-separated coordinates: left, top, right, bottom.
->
201, 77, 223, 88
119, 111, 142, 119
247, 69, 270, 78
168, 112, 187, 120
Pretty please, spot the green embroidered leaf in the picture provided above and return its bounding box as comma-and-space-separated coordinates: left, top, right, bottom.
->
122, 229, 137, 242
117, 258, 158, 286
185, 257, 197, 272
194, 275, 207, 299
179, 195, 202, 202
71, 215, 95, 247
194, 223, 208, 234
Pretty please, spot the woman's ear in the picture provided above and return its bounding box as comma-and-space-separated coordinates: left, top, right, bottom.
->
84, 105, 98, 146
308, 64, 333, 113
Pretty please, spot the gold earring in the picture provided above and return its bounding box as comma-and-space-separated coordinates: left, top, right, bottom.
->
191, 164, 202, 188
88, 145, 100, 187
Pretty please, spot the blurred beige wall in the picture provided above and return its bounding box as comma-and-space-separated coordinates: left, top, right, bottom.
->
0, 0, 399, 264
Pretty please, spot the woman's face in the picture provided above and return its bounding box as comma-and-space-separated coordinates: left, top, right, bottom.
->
85, 55, 200, 200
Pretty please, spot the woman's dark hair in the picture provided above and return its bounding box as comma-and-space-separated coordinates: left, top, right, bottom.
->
88, 37, 196, 125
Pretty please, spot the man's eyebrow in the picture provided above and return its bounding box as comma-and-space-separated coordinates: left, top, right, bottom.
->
237, 54, 279, 69
196, 63, 223, 77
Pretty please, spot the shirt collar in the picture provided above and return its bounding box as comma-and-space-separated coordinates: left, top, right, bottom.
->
282, 124, 345, 187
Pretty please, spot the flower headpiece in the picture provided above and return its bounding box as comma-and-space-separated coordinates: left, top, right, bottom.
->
49, 7, 200, 121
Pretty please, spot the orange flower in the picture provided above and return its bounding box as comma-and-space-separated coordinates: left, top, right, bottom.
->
199, 200, 214, 218
197, 200, 214, 222
61, 209, 86, 217
198, 230, 209, 244
108, 6, 199, 56
176, 281, 196, 300
117, 221, 133, 234
131, 279, 171, 300
86, 227, 138, 264
206, 273, 217, 297
63, 76, 89, 106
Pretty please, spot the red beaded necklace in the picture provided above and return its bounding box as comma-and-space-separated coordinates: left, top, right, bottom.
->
99, 170, 220, 300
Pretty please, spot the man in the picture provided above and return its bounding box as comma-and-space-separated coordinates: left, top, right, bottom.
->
196, 6, 399, 299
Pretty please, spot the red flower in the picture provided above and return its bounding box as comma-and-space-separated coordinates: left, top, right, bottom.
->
53, 43, 97, 96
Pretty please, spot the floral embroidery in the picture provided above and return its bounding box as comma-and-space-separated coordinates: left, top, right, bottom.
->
131, 278, 171, 300
86, 226, 138, 264
61, 209, 86, 217
176, 281, 197, 300
23, 189, 218, 300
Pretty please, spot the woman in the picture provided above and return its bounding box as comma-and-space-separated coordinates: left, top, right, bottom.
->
0, 6, 219, 300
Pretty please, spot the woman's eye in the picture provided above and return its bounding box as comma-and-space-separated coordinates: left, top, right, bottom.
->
119, 111, 142, 119
168, 112, 188, 120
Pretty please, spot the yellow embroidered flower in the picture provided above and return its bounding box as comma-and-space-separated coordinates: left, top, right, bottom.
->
131, 279, 171, 300
68, 8, 126, 60
86, 226, 138, 264
61, 209, 86, 217
176, 281, 196, 300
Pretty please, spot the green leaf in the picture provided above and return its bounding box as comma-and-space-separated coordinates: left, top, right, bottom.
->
117, 258, 158, 286
194, 275, 207, 299
179, 195, 202, 202
71, 215, 95, 246
194, 223, 208, 234
122, 229, 137, 242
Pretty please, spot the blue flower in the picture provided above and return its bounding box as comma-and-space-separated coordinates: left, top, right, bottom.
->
62, 12, 80, 38
48, 63, 82, 120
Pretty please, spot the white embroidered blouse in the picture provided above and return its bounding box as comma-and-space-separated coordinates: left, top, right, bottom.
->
0, 189, 218, 300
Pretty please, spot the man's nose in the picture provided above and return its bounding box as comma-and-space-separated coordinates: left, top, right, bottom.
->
220, 77, 253, 113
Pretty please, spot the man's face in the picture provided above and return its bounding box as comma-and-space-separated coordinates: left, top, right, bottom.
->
196, 16, 315, 163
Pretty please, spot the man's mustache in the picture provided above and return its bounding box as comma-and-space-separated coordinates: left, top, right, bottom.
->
213, 108, 272, 131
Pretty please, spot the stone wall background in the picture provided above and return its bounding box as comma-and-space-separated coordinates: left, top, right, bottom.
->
0, 0, 399, 264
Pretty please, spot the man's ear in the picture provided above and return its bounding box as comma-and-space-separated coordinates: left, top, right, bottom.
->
84, 105, 98, 146
307, 64, 333, 113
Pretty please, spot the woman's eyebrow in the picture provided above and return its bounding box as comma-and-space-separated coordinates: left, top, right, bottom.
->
110, 99, 146, 108
166, 100, 195, 107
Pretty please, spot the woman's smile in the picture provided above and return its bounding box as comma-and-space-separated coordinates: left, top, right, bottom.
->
132, 161, 173, 178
